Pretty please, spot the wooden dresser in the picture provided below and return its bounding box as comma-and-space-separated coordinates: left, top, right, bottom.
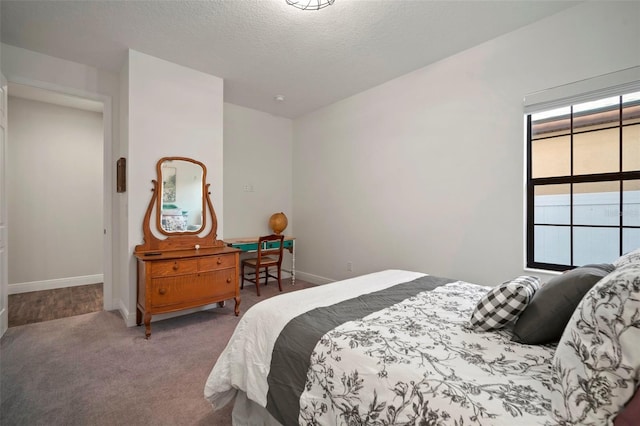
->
134, 157, 241, 338
135, 246, 239, 338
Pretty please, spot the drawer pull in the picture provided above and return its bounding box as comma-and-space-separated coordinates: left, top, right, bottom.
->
159, 288, 167, 295
217, 258, 223, 265
226, 278, 232, 283
172, 262, 179, 271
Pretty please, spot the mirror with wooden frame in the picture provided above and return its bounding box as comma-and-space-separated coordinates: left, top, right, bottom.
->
157, 158, 205, 235
135, 156, 224, 253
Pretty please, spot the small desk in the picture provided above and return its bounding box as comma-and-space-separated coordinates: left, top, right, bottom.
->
225, 236, 296, 285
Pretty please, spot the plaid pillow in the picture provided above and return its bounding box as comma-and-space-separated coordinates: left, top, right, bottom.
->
468, 276, 540, 331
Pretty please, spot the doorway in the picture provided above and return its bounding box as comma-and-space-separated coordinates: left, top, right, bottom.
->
5, 82, 112, 326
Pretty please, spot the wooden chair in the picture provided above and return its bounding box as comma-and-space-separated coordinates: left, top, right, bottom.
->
241, 234, 285, 296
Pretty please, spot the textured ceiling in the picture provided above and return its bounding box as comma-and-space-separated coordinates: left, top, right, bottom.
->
1, 0, 580, 118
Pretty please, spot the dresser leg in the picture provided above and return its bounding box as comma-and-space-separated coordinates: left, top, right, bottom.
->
144, 313, 152, 339
234, 296, 241, 316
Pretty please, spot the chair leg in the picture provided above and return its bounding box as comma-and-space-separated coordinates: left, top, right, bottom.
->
255, 267, 261, 297
264, 267, 270, 287
241, 263, 245, 289
277, 267, 282, 292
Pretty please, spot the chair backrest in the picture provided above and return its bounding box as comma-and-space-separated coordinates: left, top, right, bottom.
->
257, 234, 285, 265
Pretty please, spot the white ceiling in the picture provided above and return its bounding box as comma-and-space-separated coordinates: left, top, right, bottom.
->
1, 0, 581, 118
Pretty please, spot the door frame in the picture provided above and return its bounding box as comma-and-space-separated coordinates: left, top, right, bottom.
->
5, 76, 114, 312
0, 74, 7, 335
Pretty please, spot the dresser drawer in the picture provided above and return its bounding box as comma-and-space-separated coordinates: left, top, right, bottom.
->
151, 274, 207, 308
208, 268, 238, 299
150, 259, 198, 277
199, 254, 236, 271
150, 270, 237, 308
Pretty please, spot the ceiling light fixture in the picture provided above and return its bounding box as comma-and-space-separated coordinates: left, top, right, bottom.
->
286, 0, 335, 10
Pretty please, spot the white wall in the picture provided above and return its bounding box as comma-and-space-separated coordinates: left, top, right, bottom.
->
117, 54, 129, 318
292, 1, 640, 286
7, 96, 103, 291
223, 102, 294, 272
223, 103, 293, 236
1, 44, 120, 99
1, 44, 118, 309
124, 50, 224, 325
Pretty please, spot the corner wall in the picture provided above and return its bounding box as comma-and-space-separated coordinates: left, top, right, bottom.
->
223, 103, 293, 237
1, 44, 119, 309
223, 103, 294, 274
292, 1, 640, 286
7, 96, 103, 292
123, 50, 224, 325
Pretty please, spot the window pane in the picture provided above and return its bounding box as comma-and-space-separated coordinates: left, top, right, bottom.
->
534, 184, 570, 224
532, 135, 570, 178
573, 181, 620, 226
622, 124, 640, 172
622, 91, 640, 125
573, 96, 620, 132
574, 227, 619, 265
573, 128, 619, 175
534, 225, 570, 265
623, 180, 640, 227
623, 228, 640, 254
531, 107, 571, 138
574, 95, 619, 113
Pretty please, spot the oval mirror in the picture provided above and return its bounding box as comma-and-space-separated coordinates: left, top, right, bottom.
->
156, 157, 205, 235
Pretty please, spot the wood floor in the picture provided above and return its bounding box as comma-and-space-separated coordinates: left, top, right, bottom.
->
8, 283, 103, 327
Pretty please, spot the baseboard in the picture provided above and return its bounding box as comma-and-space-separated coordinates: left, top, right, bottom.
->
8, 274, 104, 295
295, 271, 334, 285
116, 299, 136, 327
0, 306, 7, 337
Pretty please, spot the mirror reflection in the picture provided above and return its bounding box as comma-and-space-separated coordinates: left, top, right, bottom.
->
159, 159, 204, 233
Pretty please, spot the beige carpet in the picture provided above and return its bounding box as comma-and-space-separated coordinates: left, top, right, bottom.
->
0, 279, 315, 426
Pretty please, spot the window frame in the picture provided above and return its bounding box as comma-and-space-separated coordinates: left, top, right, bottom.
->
525, 94, 640, 271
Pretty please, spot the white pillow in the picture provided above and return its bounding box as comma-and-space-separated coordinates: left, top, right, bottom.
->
551, 263, 640, 425
468, 275, 539, 331
613, 247, 640, 268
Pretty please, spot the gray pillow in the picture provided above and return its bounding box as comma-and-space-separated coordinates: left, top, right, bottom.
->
511, 263, 614, 344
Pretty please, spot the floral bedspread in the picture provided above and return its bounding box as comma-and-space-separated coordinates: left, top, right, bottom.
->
298, 282, 556, 425
161, 214, 187, 231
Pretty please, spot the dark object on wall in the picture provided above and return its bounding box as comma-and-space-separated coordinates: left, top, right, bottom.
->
116, 157, 126, 193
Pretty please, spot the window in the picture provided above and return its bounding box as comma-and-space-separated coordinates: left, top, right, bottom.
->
526, 91, 640, 271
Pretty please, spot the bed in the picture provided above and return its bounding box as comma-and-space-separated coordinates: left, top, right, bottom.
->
204, 263, 640, 425
161, 206, 188, 231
